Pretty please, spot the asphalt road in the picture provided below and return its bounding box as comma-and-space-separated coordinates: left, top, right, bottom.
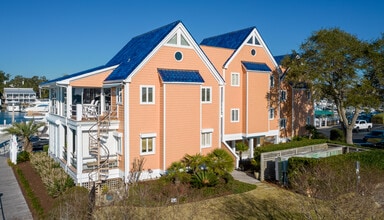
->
317, 124, 384, 144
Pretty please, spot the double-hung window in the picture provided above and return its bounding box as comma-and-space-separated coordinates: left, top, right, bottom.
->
201, 87, 211, 103
269, 108, 275, 120
141, 86, 154, 104
116, 87, 122, 104
231, 72, 240, 86
140, 133, 156, 155
113, 132, 122, 155
231, 108, 239, 122
270, 75, 274, 88
280, 90, 287, 101
201, 129, 213, 148
280, 118, 286, 129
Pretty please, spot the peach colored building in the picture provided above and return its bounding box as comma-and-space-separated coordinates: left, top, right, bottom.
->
41, 21, 228, 188
275, 55, 314, 140
40, 21, 314, 188
200, 27, 281, 158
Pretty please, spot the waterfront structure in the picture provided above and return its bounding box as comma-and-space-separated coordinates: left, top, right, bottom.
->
200, 27, 281, 158
40, 21, 227, 190
3, 88, 37, 105
40, 21, 314, 190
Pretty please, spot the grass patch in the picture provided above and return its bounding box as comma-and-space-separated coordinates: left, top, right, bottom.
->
14, 166, 44, 219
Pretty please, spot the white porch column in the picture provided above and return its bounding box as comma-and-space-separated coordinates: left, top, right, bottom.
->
249, 138, 254, 158
67, 86, 72, 118
67, 127, 72, 167
231, 140, 236, 151
76, 127, 83, 174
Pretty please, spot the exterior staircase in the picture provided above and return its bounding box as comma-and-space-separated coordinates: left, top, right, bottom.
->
88, 108, 114, 191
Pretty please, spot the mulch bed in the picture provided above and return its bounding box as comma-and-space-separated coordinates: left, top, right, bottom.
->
13, 161, 56, 218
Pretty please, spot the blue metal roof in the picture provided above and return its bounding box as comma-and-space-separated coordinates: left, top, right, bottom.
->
200, 27, 254, 49
242, 61, 271, 72
104, 21, 181, 81
40, 65, 107, 86
274, 55, 286, 65
158, 69, 204, 83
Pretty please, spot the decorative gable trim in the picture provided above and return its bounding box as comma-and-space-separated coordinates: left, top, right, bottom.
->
223, 28, 279, 70
126, 22, 224, 86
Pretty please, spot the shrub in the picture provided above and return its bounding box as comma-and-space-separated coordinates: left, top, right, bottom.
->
330, 128, 344, 142
17, 151, 30, 163
190, 171, 219, 188
372, 113, 384, 124
30, 152, 75, 198
48, 186, 89, 219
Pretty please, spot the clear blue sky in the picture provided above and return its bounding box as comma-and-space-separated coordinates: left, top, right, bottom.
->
1, 0, 383, 80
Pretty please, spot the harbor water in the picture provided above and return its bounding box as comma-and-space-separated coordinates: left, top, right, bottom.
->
0, 110, 26, 126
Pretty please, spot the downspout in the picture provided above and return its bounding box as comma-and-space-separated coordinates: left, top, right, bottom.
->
163, 84, 167, 171
124, 83, 130, 185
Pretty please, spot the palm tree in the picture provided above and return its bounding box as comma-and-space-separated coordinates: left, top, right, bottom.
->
207, 149, 234, 176
235, 142, 249, 162
4, 120, 45, 152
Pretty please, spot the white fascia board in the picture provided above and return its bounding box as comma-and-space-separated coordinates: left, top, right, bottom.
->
58, 65, 118, 85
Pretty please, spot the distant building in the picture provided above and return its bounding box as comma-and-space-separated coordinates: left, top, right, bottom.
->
3, 88, 37, 105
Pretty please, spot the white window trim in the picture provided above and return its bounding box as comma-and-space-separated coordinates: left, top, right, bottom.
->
269, 108, 275, 120
165, 29, 192, 48
116, 87, 122, 104
201, 87, 212, 103
231, 72, 240, 87
280, 118, 287, 129
140, 133, 156, 155
140, 85, 155, 104
281, 90, 287, 101
270, 75, 274, 88
113, 132, 123, 155
231, 108, 240, 122
201, 129, 213, 148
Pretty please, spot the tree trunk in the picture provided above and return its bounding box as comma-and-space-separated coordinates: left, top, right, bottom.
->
345, 126, 354, 145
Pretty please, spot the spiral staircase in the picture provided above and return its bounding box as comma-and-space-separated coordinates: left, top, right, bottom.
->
87, 108, 114, 193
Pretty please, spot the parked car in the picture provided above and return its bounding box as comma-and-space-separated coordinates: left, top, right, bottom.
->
363, 130, 384, 142
353, 120, 372, 132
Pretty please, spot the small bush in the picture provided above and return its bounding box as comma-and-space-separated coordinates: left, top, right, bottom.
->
190, 171, 219, 188
330, 128, 344, 142
43, 145, 49, 152
17, 151, 30, 163
372, 113, 384, 124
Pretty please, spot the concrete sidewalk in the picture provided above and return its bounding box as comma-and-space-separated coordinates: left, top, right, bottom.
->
231, 169, 260, 185
0, 153, 33, 220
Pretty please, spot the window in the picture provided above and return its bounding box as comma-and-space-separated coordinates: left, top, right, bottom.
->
246, 36, 260, 45
201, 129, 213, 148
269, 108, 274, 119
306, 90, 311, 100
114, 132, 122, 154
280, 90, 287, 101
201, 87, 211, 103
116, 87, 122, 104
231, 72, 240, 86
231, 109, 239, 122
141, 86, 154, 104
307, 116, 311, 125
175, 51, 183, 61
166, 31, 191, 47
270, 75, 274, 88
280, 118, 286, 129
140, 133, 156, 155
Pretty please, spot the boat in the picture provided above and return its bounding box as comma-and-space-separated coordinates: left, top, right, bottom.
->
23, 101, 49, 113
